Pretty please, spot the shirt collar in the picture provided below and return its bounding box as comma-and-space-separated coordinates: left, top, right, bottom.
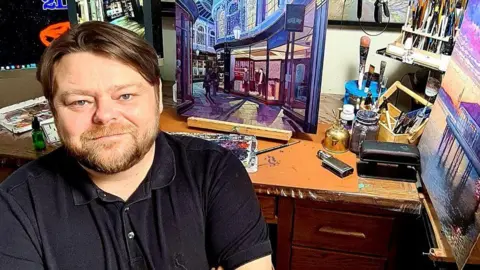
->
68, 132, 176, 206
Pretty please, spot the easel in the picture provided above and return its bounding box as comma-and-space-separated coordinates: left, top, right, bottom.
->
187, 117, 293, 141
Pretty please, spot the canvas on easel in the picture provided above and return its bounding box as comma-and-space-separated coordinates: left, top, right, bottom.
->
175, 0, 328, 135
418, 0, 480, 268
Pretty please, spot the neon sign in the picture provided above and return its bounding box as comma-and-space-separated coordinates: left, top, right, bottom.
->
42, 0, 68, 10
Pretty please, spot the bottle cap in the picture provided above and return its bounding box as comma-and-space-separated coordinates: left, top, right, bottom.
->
32, 116, 41, 130
342, 104, 355, 115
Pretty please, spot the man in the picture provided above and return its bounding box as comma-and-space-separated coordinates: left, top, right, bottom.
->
211, 68, 218, 96
242, 67, 249, 93
203, 68, 212, 98
258, 68, 265, 98
0, 21, 272, 270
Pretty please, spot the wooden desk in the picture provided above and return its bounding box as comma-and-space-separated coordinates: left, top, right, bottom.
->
0, 108, 422, 269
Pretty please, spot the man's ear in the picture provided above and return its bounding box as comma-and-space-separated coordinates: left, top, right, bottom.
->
158, 78, 163, 113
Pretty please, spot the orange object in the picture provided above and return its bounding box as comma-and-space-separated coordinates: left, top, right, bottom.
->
39, 21, 70, 47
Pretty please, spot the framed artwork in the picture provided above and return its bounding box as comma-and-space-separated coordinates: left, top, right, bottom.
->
67, 0, 164, 59
175, 0, 329, 134
418, 1, 480, 268
328, 0, 408, 25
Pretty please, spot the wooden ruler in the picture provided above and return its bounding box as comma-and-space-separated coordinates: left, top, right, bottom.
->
187, 117, 293, 141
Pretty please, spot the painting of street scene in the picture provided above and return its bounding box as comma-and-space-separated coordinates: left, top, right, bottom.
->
418, 1, 480, 268
175, 0, 328, 133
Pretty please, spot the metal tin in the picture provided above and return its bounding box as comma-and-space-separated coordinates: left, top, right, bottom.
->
322, 120, 351, 153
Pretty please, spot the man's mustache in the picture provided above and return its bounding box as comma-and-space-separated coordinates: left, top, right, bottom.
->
81, 123, 135, 140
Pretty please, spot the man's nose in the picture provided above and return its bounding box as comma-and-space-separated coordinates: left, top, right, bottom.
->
92, 98, 118, 125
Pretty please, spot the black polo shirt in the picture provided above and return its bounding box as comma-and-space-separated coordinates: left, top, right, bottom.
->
0, 132, 272, 270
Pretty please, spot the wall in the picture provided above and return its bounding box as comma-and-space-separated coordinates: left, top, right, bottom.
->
161, 23, 419, 93
0, 70, 43, 108
160, 17, 177, 81
321, 25, 418, 94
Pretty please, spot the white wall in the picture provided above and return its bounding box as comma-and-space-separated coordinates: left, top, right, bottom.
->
160, 23, 418, 93
320, 25, 418, 94
160, 17, 177, 81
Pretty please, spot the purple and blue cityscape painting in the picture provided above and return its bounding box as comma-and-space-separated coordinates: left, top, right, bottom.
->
419, 0, 480, 268
175, 0, 329, 133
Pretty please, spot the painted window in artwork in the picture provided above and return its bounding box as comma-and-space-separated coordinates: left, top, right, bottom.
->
246, 0, 256, 30
229, 2, 239, 14
209, 31, 215, 47
294, 64, 307, 101
266, 0, 278, 17
218, 9, 225, 38
197, 25, 206, 45
227, 2, 240, 34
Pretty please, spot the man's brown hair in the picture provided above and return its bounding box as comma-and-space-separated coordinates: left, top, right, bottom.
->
37, 21, 161, 110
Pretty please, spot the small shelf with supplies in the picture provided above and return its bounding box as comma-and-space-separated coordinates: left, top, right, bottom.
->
376, 40, 450, 73
378, 0, 467, 73
401, 26, 451, 42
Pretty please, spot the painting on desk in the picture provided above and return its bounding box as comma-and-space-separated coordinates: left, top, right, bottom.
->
418, 1, 480, 268
174, 0, 329, 133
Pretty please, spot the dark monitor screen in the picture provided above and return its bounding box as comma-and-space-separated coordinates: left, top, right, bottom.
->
0, 0, 70, 71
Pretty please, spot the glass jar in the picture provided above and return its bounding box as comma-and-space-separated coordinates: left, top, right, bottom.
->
350, 110, 379, 154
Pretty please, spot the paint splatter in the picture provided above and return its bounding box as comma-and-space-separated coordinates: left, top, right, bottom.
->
358, 183, 366, 189
266, 155, 280, 167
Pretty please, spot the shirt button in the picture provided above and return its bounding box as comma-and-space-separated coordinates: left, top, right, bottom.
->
127, 232, 135, 239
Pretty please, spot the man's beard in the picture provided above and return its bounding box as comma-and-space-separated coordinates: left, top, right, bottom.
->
61, 118, 159, 174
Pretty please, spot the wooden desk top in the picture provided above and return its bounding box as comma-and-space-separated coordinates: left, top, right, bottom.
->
0, 108, 421, 215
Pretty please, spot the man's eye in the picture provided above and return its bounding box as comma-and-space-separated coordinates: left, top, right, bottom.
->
71, 100, 88, 106
120, 94, 132, 100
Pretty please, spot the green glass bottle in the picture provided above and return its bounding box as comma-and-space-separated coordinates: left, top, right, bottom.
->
32, 116, 46, 151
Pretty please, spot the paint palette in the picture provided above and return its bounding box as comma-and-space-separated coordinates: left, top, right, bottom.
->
167, 132, 258, 173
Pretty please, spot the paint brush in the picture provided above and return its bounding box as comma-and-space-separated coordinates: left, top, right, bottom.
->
358, 36, 371, 89
255, 140, 300, 155
364, 65, 375, 93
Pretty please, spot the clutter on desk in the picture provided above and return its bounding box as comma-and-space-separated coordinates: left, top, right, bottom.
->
317, 150, 354, 178
322, 110, 350, 154
0, 96, 54, 134
41, 122, 60, 144
31, 116, 46, 151
340, 104, 355, 131
255, 140, 299, 155
345, 60, 388, 107
357, 140, 421, 183
321, 80, 432, 181
376, 81, 432, 145
167, 132, 258, 173
350, 110, 380, 154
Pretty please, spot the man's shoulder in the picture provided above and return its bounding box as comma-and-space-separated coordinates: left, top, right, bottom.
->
0, 147, 66, 194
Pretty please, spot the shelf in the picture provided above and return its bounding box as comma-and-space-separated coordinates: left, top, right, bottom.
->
376, 47, 446, 73
402, 26, 450, 42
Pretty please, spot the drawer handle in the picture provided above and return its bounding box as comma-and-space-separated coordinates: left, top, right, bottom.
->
318, 226, 366, 239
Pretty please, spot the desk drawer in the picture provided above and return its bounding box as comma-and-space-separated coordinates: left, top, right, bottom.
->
257, 195, 277, 223
293, 207, 394, 256
291, 246, 386, 270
